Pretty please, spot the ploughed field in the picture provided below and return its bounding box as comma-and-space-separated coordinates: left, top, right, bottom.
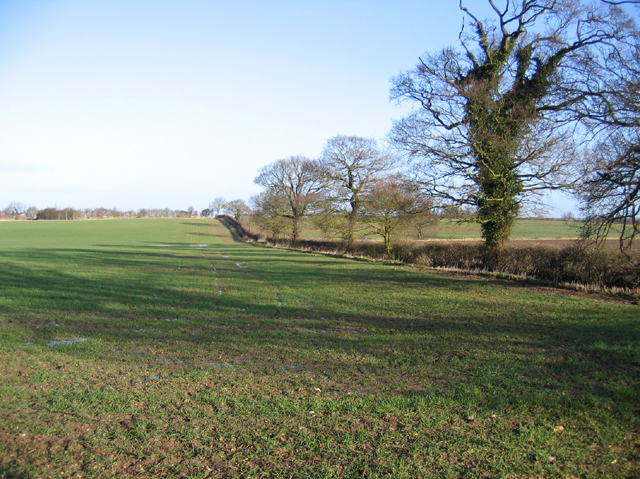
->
0, 219, 638, 477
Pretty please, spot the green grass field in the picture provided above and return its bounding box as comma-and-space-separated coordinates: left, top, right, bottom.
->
250, 218, 585, 241
436, 219, 584, 240
1, 219, 638, 477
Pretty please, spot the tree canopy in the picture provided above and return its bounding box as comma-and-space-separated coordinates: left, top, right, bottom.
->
254, 156, 325, 242
319, 135, 396, 251
391, 0, 636, 247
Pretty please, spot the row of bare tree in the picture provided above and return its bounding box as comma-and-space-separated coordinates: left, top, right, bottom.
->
251, 136, 437, 257
1, 203, 202, 220
253, 0, 640, 251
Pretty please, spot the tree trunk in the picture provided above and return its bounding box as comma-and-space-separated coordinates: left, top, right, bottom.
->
291, 215, 300, 243
384, 230, 394, 259
345, 207, 358, 254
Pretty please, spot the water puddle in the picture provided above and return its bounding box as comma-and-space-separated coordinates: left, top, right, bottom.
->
47, 338, 87, 347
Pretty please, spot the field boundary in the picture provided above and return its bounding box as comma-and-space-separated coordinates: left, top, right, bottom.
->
220, 219, 640, 296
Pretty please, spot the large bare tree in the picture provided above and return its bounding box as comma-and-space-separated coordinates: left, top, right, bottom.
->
578, 25, 640, 247
254, 156, 325, 242
319, 135, 395, 251
390, 0, 635, 248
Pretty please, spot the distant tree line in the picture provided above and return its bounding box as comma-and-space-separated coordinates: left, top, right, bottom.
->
1, 203, 204, 221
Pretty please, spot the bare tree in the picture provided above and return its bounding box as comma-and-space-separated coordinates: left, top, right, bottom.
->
408, 195, 439, 240
580, 133, 640, 247
391, 0, 635, 249
311, 211, 345, 240
254, 156, 325, 242
361, 175, 425, 258
576, 25, 640, 247
250, 191, 291, 238
319, 135, 396, 251
224, 199, 251, 221
209, 197, 227, 216
3, 202, 27, 219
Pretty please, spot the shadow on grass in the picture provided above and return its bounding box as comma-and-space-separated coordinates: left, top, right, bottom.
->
1, 244, 638, 412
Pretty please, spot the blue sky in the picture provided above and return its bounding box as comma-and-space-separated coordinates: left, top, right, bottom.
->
0, 0, 588, 213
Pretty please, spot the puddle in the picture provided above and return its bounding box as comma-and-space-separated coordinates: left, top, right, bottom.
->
191, 244, 210, 247
47, 338, 87, 347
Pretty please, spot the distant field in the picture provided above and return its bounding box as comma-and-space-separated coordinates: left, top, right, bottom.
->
438, 219, 584, 240
252, 218, 585, 241
0, 219, 638, 477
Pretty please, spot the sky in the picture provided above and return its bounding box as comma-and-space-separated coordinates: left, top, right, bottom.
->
1, 0, 628, 215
